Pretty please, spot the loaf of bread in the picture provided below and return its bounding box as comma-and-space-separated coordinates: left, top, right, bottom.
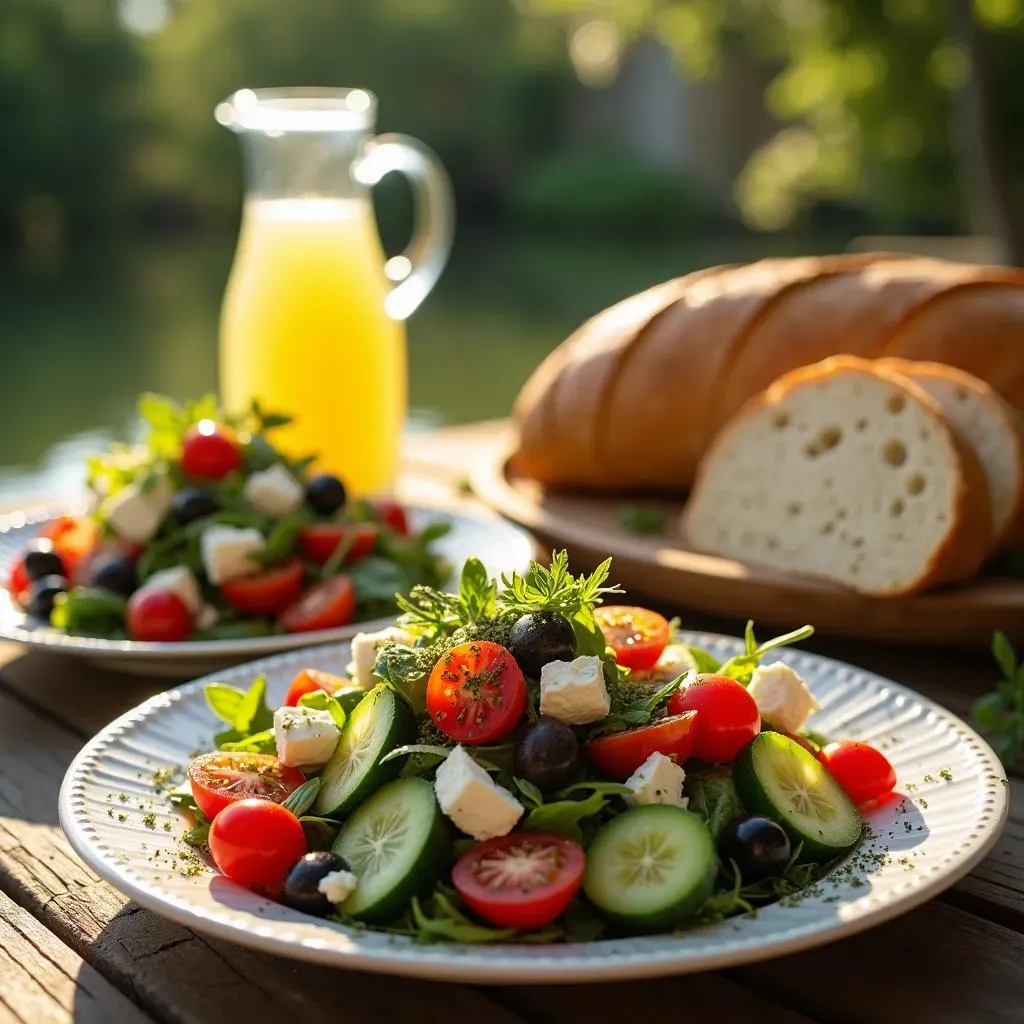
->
683, 357, 993, 596
512, 254, 1024, 492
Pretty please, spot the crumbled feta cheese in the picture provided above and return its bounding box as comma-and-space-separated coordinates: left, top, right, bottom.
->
348, 626, 414, 689
243, 463, 305, 518
539, 655, 610, 725
138, 566, 202, 616
103, 477, 172, 545
747, 662, 819, 734
195, 604, 220, 631
434, 745, 523, 840
273, 705, 340, 768
625, 752, 688, 808
630, 644, 698, 685
200, 525, 264, 584
318, 868, 358, 905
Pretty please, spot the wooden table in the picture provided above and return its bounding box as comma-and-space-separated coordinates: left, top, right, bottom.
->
2, 423, 1022, 1024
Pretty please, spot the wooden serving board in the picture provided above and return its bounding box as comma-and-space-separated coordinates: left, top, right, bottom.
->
471, 432, 1024, 649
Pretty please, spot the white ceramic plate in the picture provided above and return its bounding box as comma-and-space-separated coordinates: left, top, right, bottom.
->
0, 505, 534, 676
59, 633, 1008, 983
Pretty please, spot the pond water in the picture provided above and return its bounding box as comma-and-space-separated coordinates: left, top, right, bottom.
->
0, 230, 840, 502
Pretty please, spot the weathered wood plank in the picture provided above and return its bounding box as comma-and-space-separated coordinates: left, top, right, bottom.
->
731, 901, 1024, 1024
0, 691, 529, 1024
0, 887, 153, 1024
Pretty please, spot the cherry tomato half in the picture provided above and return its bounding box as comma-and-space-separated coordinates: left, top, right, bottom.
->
667, 674, 760, 763
180, 421, 242, 480
594, 606, 670, 671
586, 712, 698, 780
278, 576, 356, 633
126, 589, 192, 642
50, 516, 100, 581
298, 523, 378, 565
818, 741, 897, 806
220, 560, 304, 616
188, 751, 306, 821
372, 499, 410, 535
453, 831, 585, 930
7, 556, 30, 604
208, 798, 307, 891
283, 668, 345, 707
426, 641, 527, 745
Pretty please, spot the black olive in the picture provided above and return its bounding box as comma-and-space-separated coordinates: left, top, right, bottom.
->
513, 717, 581, 794
23, 539, 65, 582
283, 851, 353, 917
508, 611, 576, 680
305, 474, 347, 517
171, 487, 221, 526
718, 815, 791, 882
87, 553, 139, 596
26, 574, 69, 620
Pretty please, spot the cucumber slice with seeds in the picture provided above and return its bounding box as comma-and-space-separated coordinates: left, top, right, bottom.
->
332, 777, 450, 922
733, 731, 862, 862
583, 805, 716, 932
314, 684, 414, 820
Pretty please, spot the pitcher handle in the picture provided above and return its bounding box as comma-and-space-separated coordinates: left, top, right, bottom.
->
355, 133, 454, 321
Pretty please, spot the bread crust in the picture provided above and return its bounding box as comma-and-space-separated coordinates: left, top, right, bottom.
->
683, 356, 993, 596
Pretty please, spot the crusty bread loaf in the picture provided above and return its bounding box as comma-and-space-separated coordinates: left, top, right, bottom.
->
877, 358, 1024, 549
512, 254, 1024, 492
683, 357, 993, 596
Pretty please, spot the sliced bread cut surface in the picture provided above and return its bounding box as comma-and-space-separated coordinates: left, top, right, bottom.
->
683, 357, 993, 596
877, 358, 1024, 549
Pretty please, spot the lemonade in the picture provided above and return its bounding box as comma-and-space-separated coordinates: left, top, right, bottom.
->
219, 197, 406, 497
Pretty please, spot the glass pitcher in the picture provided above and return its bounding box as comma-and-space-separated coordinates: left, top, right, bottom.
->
216, 87, 453, 496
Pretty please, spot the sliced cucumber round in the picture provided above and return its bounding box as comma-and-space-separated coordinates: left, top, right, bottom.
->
733, 731, 862, 862
331, 776, 450, 923
314, 684, 414, 819
583, 805, 716, 933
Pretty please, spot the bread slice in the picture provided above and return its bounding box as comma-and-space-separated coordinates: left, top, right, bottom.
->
683, 356, 993, 596
877, 358, 1024, 549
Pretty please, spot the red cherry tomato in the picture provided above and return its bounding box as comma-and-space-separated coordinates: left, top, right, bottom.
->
586, 712, 698, 779
298, 523, 378, 565
126, 589, 192, 642
452, 832, 585, 930
219, 559, 304, 616
594, 606, 670, 670
426, 641, 526, 745
283, 668, 345, 706
8, 556, 30, 603
817, 741, 897, 806
180, 421, 242, 480
208, 798, 307, 890
279, 576, 356, 633
188, 752, 306, 821
50, 516, 100, 580
372, 499, 410, 535
40, 516, 78, 544
667, 674, 760, 763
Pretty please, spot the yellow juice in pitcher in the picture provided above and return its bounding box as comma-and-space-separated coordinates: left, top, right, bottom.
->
219, 197, 405, 496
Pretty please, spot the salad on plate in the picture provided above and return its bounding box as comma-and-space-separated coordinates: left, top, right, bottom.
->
5, 393, 449, 643
170, 552, 897, 942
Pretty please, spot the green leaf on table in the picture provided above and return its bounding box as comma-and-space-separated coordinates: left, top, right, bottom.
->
688, 769, 744, 840
513, 777, 544, 808
138, 392, 181, 432
282, 778, 322, 817
49, 587, 127, 636
684, 645, 722, 674
718, 623, 814, 686
219, 728, 277, 755
409, 892, 519, 944
204, 683, 246, 726
257, 513, 309, 564
298, 689, 347, 729
234, 675, 274, 735
992, 630, 1018, 680
522, 789, 617, 842
459, 557, 497, 621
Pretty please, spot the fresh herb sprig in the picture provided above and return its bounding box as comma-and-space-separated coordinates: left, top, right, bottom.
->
972, 631, 1024, 766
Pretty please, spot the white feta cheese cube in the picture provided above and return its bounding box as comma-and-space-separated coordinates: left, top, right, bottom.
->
200, 525, 264, 584
273, 705, 340, 768
434, 745, 523, 840
348, 626, 414, 689
629, 644, 699, 685
318, 868, 358, 905
103, 476, 172, 545
747, 662, 819, 734
195, 604, 220, 631
539, 655, 610, 725
243, 463, 305, 518
138, 566, 202, 616
625, 752, 688, 808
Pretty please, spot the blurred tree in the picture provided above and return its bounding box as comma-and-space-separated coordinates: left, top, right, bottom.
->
0, 0, 146, 247
522, 0, 1024, 257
